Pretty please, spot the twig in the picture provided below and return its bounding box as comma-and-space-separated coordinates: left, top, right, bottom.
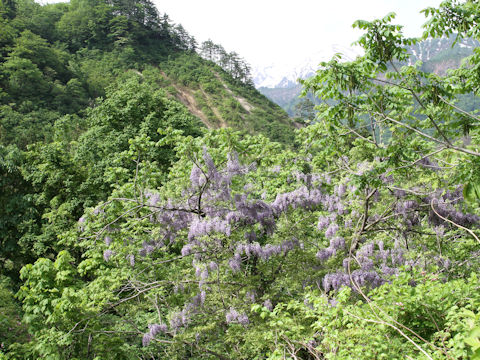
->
430, 199, 480, 244
390, 60, 453, 147
438, 95, 480, 123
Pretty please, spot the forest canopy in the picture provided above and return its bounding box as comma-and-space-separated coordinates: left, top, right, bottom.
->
1, 0, 480, 359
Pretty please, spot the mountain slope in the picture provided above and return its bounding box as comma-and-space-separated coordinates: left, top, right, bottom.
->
0, 0, 294, 147
158, 53, 294, 143
0, 0, 294, 314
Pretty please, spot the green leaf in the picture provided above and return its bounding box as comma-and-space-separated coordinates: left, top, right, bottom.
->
463, 182, 480, 204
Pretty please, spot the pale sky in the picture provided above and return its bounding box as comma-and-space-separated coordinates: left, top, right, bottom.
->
155, 0, 443, 67
39, 0, 444, 68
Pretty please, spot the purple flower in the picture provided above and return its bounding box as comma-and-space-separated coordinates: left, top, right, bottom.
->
323, 272, 350, 292
169, 313, 182, 331
181, 243, 194, 257
142, 332, 152, 347
103, 249, 114, 262
380, 264, 398, 277
357, 242, 374, 257
140, 241, 155, 256
391, 248, 405, 266
304, 298, 314, 310
263, 299, 273, 311
395, 199, 420, 225
147, 192, 160, 206
351, 269, 385, 289
380, 173, 394, 185
78, 216, 86, 232
344, 218, 353, 228
227, 152, 243, 174
336, 202, 345, 214
325, 222, 339, 239
191, 291, 206, 307
225, 307, 250, 326
330, 236, 345, 250
169, 309, 190, 331
194, 266, 202, 278
359, 257, 374, 271
394, 189, 406, 198
317, 215, 331, 230
188, 217, 231, 240
237, 314, 249, 325
316, 247, 336, 261
377, 240, 384, 252
174, 283, 184, 294
336, 183, 347, 197
328, 298, 339, 307
272, 186, 323, 214
434, 226, 445, 237
226, 308, 239, 323
249, 242, 262, 256
126, 254, 135, 267
190, 165, 206, 188
245, 291, 256, 302
149, 323, 168, 337
228, 254, 242, 272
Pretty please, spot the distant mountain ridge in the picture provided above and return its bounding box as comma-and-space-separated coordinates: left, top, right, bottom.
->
253, 44, 362, 89
407, 36, 478, 66
256, 37, 479, 116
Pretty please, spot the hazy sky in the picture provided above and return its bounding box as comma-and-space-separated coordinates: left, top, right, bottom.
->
155, 0, 442, 67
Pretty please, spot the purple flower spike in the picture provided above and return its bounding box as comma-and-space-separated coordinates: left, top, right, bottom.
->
142, 332, 152, 347
103, 249, 114, 262
263, 299, 273, 311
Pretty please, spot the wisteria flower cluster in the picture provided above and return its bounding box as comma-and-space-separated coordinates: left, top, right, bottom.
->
91, 145, 479, 350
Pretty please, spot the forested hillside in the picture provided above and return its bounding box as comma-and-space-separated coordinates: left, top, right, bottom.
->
1, 0, 480, 359
0, 0, 294, 148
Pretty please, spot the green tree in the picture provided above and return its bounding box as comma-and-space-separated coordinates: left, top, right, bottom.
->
56, 0, 112, 51
49, 2, 479, 359
0, 145, 36, 279
0, 0, 16, 19
8, 30, 70, 80
294, 98, 316, 123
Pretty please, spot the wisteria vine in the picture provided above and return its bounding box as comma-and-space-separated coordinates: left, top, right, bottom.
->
83, 148, 479, 348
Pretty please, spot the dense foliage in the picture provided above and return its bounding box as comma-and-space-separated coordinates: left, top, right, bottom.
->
1, 0, 480, 359
0, 0, 293, 149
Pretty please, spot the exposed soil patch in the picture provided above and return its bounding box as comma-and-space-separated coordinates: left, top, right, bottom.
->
214, 73, 254, 113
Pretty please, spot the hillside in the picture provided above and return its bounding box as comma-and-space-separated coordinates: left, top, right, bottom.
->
0, 0, 294, 350
158, 54, 294, 143
1, 1, 480, 359
0, 0, 294, 148
0, 0, 295, 282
